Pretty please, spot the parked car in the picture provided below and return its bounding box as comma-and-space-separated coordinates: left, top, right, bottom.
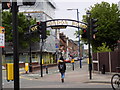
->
64, 58, 71, 63
74, 57, 84, 61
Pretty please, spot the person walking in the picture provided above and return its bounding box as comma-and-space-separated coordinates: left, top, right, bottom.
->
58, 56, 66, 83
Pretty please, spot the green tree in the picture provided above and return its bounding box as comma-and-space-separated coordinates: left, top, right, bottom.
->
82, 2, 120, 51
97, 43, 111, 52
2, 11, 39, 48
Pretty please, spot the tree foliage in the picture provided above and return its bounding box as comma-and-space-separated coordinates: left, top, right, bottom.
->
82, 2, 120, 51
95, 43, 111, 52
2, 11, 39, 48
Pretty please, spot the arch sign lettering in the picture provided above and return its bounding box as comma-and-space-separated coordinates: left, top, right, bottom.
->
46, 19, 87, 29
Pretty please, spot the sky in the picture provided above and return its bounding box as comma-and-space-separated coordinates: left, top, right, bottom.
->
53, 0, 120, 41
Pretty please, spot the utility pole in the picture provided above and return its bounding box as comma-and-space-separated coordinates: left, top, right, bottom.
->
12, 1, 20, 89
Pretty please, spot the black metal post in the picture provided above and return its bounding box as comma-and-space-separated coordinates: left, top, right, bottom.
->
12, 1, 20, 90
72, 63, 74, 71
0, 49, 2, 90
26, 14, 32, 72
29, 25, 32, 72
46, 65, 48, 74
0, 3, 2, 90
40, 38, 44, 77
76, 9, 82, 68
87, 11, 92, 80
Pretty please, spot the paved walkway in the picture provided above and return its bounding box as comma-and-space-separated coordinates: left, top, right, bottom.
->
19, 61, 114, 88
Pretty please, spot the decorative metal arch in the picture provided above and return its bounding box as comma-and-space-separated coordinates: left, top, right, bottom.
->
45, 19, 87, 29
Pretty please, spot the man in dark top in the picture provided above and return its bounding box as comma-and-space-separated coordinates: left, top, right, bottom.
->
58, 56, 66, 83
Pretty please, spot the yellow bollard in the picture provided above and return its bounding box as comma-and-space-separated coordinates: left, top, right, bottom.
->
71, 59, 75, 63
25, 63, 29, 73
42, 59, 44, 64
7, 63, 14, 81
87, 58, 89, 64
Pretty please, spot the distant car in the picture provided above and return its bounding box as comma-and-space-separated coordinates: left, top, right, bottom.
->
64, 58, 71, 63
74, 57, 79, 61
74, 57, 84, 61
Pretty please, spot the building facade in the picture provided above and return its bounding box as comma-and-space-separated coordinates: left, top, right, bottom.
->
59, 33, 80, 59
3, 0, 57, 65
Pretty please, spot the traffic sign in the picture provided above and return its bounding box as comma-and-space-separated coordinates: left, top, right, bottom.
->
55, 43, 59, 48
0, 26, 5, 48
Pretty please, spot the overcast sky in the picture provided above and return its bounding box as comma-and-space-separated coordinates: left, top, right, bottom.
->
53, 0, 120, 41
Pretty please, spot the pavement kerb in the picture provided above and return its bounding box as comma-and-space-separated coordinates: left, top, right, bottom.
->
85, 71, 114, 84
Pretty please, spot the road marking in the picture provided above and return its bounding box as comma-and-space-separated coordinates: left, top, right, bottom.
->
88, 82, 110, 85
20, 76, 33, 80
84, 81, 110, 85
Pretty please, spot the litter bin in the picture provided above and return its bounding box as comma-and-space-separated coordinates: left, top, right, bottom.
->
6, 63, 14, 81
101, 64, 105, 74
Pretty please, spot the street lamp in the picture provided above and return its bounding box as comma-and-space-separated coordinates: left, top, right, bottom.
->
67, 8, 82, 68
86, 10, 91, 18
26, 14, 32, 72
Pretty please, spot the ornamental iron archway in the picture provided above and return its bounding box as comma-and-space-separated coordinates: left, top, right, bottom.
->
46, 19, 87, 29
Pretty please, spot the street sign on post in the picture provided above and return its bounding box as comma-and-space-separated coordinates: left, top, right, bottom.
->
0, 26, 5, 48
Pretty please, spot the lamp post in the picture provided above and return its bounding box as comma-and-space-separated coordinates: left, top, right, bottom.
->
67, 9, 82, 68
26, 14, 32, 72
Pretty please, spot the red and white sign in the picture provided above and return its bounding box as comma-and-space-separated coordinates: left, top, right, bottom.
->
0, 26, 5, 48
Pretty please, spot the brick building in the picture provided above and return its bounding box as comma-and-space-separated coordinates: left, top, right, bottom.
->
59, 33, 80, 59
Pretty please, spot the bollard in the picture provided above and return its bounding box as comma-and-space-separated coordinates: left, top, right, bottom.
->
72, 63, 74, 71
7, 63, 14, 82
101, 64, 105, 74
79, 58, 82, 68
71, 59, 75, 71
25, 63, 29, 74
46, 65, 48, 74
